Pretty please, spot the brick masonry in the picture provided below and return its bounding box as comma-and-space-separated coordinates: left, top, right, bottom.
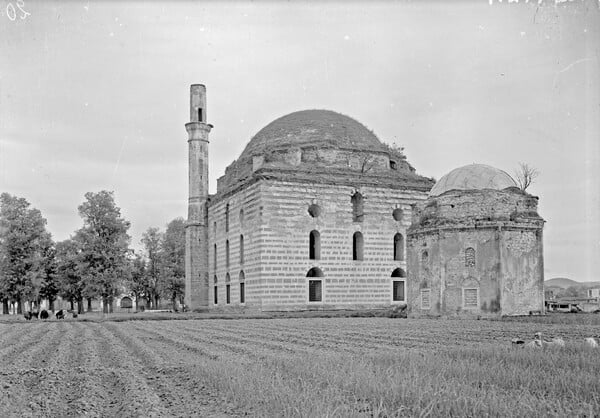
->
208, 180, 427, 311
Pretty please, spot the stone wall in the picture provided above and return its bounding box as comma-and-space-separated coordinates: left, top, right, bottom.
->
500, 229, 544, 315
407, 228, 502, 317
207, 179, 428, 311
407, 188, 544, 317
413, 188, 542, 228
208, 182, 262, 310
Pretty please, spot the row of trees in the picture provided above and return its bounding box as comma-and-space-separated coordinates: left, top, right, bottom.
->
0, 191, 185, 314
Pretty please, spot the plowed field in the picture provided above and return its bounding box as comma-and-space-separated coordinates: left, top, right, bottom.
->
1, 317, 599, 417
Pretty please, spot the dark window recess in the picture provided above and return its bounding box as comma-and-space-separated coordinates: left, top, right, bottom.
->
393, 281, 405, 302
240, 235, 244, 264
225, 203, 230, 233
226, 284, 231, 304
239, 271, 245, 303
391, 268, 406, 278
393, 233, 404, 261
213, 244, 217, 270
213, 285, 218, 305
226, 240, 230, 268
390, 160, 397, 170
309, 280, 322, 302
309, 230, 320, 260
198, 108, 203, 122
351, 192, 364, 222
353, 232, 364, 261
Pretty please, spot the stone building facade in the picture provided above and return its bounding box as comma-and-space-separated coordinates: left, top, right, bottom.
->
406, 165, 545, 317
185, 85, 545, 315
184, 84, 434, 311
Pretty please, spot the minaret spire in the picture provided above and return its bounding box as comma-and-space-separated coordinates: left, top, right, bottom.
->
185, 84, 212, 310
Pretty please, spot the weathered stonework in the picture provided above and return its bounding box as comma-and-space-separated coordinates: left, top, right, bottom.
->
407, 167, 545, 317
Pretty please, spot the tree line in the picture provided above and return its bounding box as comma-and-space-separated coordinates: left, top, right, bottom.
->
0, 191, 185, 314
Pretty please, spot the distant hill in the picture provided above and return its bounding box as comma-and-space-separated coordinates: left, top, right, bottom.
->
545, 277, 600, 289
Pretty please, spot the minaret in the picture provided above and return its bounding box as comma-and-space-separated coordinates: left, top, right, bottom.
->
185, 84, 212, 310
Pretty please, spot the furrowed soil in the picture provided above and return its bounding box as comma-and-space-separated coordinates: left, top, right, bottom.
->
0, 316, 599, 417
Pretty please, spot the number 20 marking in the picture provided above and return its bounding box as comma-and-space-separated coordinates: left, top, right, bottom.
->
6, 1, 30, 21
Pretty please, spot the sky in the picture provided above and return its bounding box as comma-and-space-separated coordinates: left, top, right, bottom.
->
0, 0, 599, 281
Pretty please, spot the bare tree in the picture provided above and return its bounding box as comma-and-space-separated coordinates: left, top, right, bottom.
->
514, 162, 539, 191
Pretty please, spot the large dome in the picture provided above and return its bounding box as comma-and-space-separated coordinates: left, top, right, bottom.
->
239, 109, 385, 160
429, 164, 517, 196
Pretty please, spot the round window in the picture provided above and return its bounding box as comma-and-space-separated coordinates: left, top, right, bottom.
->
308, 204, 322, 218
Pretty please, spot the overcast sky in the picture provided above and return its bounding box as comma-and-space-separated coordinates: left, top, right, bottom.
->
1, 0, 599, 281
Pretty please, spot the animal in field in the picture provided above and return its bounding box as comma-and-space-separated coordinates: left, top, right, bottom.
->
55, 310, 65, 320
584, 337, 598, 348
23, 311, 32, 320
523, 332, 565, 348
40, 310, 49, 320
31, 311, 39, 319
511, 338, 525, 346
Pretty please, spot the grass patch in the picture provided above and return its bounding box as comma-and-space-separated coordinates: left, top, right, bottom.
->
196, 344, 600, 417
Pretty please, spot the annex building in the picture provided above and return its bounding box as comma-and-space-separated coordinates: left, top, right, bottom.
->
184, 84, 545, 315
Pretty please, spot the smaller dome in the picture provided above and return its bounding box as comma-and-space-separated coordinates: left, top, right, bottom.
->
429, 164, 517, 196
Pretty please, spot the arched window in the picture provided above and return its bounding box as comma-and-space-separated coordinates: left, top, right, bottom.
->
240, 235, 244, 264
391, 268, 406, 302
225, 203, 230, 233
225, 273, 231, 304
351, 192, 364, 223
239, 271, 245, 304
213, 275, 218, 305
309, 230, 320, 260
213, 244, 217, 271
391, 268, 406, 278
353, 231, 364, 261
393, 233, 404, 261
225, 240, 230, 269
465, 247, 475, 267
239, 209, 244, 228
307, 267, 324, 302
421, 250, 429, 266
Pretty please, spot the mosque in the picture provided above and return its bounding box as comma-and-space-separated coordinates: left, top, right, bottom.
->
184, 84, 545, 316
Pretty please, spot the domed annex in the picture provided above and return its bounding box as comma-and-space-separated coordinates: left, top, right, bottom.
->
407, 163, 545, 317
429, 164, 517, 196
184, 84, 435, 312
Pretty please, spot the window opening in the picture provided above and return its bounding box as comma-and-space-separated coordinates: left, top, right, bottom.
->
393, 281, 405, 302
353, 232, 364, 261
465, 247, 476, 268
309, 230, 321, 260
393, 233, 404, 261
421, 289, 431, 309
351, 192, 364, 222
